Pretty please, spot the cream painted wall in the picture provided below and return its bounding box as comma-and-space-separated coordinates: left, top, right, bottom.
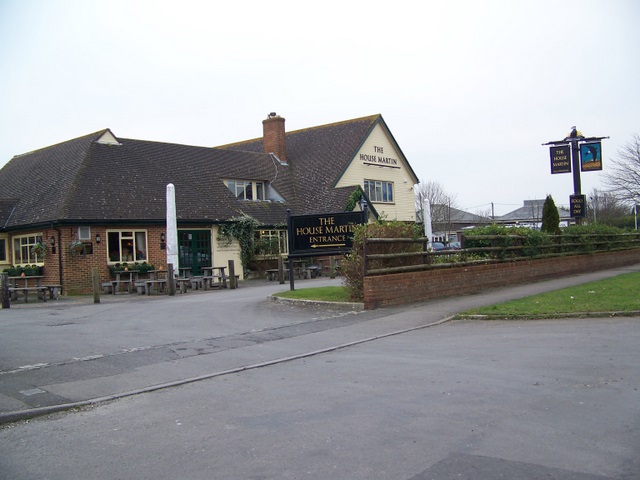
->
335, 123, 418, 221
0, 235, 9, 268
211, 225, 244, 280
96, 131, 120, 145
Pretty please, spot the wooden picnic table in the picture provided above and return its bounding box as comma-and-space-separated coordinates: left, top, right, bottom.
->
178, 267, 192, 278
201, 266, 228, 289
146, 270, 168, 295
114, 270, 139, 294
8, 276, 47, 302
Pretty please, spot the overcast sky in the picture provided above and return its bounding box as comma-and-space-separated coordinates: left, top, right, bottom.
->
1, 0, 638, 216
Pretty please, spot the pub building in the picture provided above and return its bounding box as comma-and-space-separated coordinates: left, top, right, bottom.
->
0, 113, 420, 294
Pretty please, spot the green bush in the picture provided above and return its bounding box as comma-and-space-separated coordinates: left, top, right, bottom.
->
563, 224, 626, 253
109, 262, 155, 276
2, 265, 43, 276
342, 221, 422, 301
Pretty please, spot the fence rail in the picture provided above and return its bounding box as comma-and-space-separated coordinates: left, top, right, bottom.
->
363, 233, 640, 276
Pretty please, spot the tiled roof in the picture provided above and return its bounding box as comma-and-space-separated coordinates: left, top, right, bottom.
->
0, 115, 382, 229
0, 130, 106, 229
431, 205, 487, 224
498, 200, 571, 222
221, 115, 383, 215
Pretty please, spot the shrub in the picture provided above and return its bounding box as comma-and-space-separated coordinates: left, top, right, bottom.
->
342, 221, 422, 301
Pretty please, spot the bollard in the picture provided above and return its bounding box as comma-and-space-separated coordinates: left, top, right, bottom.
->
1, 272, 10, 309
168, 263, 176, 296
228, 260, 236, 289
92, 268, 100, 304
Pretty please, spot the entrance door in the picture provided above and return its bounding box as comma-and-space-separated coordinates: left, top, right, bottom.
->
178, 230, 211, 275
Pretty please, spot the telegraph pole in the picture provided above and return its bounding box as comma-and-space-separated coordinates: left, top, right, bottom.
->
543, 127, 608, 224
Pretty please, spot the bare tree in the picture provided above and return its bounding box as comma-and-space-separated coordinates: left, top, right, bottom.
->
414, 180, 458, 225
603, 134, 640, 205
588, 188, 633, 227
414, 181, 460, 241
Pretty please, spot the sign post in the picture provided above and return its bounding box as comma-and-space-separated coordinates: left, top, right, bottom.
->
543, 128, 608, 222
286, 210, 365, 290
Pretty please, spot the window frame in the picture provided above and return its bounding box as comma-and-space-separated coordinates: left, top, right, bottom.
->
225, 179, 266, 201
255, 229, 288, 257
106, 230, 148, 264
78, 226, 91, 240
0, 237, 8, 263
364, 179, 395, 204
12, 233, 44, 265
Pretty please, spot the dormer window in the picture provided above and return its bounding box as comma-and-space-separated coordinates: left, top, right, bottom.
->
225, 180, 266, 201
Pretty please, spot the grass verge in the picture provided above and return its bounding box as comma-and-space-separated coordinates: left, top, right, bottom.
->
457, 271, 640, 319
273, 286, 352, 303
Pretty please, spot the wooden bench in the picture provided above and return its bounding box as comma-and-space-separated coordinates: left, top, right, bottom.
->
190, 276, 204, 290
266, 269, 295, 281
266, 269, 279, 281
305, 266, 320, 279
102, 281, 116, 294
146, 279, 167, 295
42, 285, 62, 300
134, 281, 147, 295
8, 286, 49, 302
202, 275, 226, 289
176, 278, 190, 293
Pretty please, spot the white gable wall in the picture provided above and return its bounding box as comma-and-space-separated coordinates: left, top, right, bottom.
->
335, 123, 418, 221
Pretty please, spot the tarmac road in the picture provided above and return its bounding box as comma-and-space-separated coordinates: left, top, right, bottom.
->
0, 266, 639, 479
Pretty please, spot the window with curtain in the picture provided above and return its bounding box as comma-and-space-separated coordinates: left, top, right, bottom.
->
107, 230, 148, 263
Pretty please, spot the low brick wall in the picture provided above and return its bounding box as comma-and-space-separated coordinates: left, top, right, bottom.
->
363, 250, 640, 310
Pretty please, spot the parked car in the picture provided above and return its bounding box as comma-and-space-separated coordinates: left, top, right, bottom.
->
448, 241, 461, 250
432, 242, 446, 251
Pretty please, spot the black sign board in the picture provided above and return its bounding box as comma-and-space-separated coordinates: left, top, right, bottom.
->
570, 194, 586, 218
580, 142, 603, 171
550, 145, 571, 174
289, 211, 364, 255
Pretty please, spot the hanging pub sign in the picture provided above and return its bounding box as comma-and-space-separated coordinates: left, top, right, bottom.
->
550, 145, 571, 174
570, 194, 586, 218
580, 142, 602, 171
289, 211, 364, 255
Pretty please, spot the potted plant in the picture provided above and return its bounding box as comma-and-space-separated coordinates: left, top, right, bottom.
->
69, 240, 85, 256
30, 241, 48, 258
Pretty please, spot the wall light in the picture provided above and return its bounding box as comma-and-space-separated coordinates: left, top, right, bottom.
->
95, 233, 101, 244
49, 236, 56, 246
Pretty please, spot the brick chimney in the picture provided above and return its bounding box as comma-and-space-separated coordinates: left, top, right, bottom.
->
262, 112, 286, 162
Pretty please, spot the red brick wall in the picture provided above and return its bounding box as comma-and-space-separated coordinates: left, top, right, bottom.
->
49, 225, 169, 295
363, 250, 640, 310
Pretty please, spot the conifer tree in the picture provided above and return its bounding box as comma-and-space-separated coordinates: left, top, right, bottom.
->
541, 195, 560, 234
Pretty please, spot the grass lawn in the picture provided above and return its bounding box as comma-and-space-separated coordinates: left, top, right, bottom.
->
459, 271, 640, 318
273, 286, 352, 302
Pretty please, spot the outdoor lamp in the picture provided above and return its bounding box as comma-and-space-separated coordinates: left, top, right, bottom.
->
161, 233, 166, 242
95, 233, 101, 244
49, 236, 55, 246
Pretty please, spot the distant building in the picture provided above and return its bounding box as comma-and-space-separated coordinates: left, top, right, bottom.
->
496, 199, 573, 229
428, 205, 490, 242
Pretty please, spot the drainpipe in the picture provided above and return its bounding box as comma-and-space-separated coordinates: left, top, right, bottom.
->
52, 224, 63, 294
